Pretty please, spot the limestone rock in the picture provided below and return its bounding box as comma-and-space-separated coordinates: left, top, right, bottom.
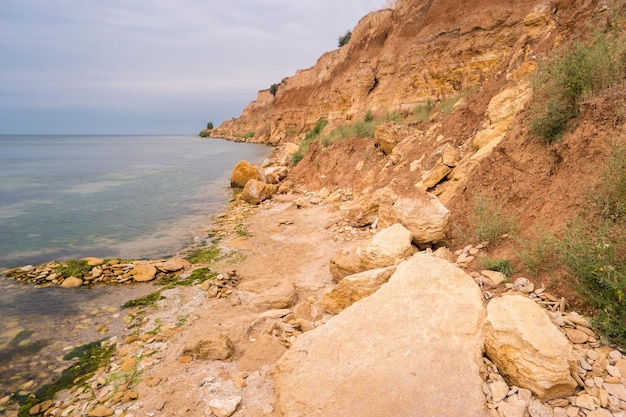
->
379, 190, 450, 245
88, 405, 114, 417
346, 192, 380, 227
82, 257, 104, 266
275, 253, 486, 417
484, 295, 577, 399
321, 266, 396, 314
230, 160, 258, 188
209, 396, 242, 417
237, 278, 297, 310
277, 142, 299, 165
157, 257, 191, 272
481, 270, 506, 286
242, 179, 276, 205
418, 144, 459, 190
238, 334, 287, 372
472, 82, 532, 153
374, 122, 411, 155
358, 223, 415, 270
132, 263, 157, 282
60, 276, 83, 288
329, 245, 364, 281
182, 334, 235, 361
262, 166, 288, 184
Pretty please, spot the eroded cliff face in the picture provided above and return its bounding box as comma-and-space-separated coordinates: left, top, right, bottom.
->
211, 0, 553, 144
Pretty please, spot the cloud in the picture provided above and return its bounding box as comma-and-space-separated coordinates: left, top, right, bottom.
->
0, 0, 383, 134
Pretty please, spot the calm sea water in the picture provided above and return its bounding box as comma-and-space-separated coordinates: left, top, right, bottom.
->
0, 135, 269, 402
0, 135, 269, 269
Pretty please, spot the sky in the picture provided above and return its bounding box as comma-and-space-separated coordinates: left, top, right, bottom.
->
0, 1, 384, 135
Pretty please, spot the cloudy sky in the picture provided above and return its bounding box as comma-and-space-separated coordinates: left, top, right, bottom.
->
0, 1, 384, 135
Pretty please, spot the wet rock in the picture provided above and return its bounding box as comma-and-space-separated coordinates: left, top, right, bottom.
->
131, 263, 157, 282
157, 258, 190, 273
61, 276, 83, 288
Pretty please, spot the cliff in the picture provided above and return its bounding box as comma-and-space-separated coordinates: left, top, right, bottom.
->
212, 0, 556, 143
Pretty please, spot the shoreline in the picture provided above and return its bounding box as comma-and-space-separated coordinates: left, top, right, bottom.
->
4, 146, 626, 416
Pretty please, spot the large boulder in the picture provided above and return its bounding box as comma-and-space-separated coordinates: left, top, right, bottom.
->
378, 188, 450, 245
328, 224, 414, 281
321, 266, 396, 314
230, 160, 259, 188
241, 179, 276, 205
358, 223, 414, 269
484, 295, 577, 399
275, 253, 487, 417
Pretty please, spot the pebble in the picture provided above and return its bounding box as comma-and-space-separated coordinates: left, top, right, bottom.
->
566, 329, 589, 344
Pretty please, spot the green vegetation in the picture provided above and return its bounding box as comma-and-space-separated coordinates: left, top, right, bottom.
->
291, 118, 328, 166
467, 192, 517, 246
530, 30, 626, 143
338, 30, 352, 47
269, 83, 279, 96
185, 245, 221, 264
206, 121, 213, 130
439, 93, 463, 114
121, 291, 164, 309
412, 99, 434, 122
480, 257, 513, 278
54, 259, 91, 278
559, 143, 626, 347
517, 228, 560, 277
17, 341, 114, 417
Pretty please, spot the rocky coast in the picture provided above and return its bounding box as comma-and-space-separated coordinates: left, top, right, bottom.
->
1, 140, 625, 417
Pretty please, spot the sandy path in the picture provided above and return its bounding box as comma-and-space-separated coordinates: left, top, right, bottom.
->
126, 197, 350, 416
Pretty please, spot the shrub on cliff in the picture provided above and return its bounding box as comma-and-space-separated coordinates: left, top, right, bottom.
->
338, 30, 351, 47
530, 30, 626, 143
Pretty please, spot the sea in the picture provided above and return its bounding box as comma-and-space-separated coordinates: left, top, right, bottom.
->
0, 134, 270, 403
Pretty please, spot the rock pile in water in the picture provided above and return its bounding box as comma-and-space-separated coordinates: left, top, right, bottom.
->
3, 257, 191, 287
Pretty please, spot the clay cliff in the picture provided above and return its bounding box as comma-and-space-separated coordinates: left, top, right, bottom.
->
213, 0, 626, 302
211, 0, 555, 144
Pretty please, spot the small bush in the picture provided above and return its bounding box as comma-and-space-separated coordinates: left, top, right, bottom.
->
530, 31, 626, 143
559, 220, 626, 347
517, 228, 560, 277
338, 30, 352, 47
305, 118, 328, 141
480, 257, 513, 278
269, 83, 279, 96
597, 142, 626, 221
468, 192, 517, 246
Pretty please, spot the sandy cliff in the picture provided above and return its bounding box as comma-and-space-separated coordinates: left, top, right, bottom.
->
211, 0, 554, 144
